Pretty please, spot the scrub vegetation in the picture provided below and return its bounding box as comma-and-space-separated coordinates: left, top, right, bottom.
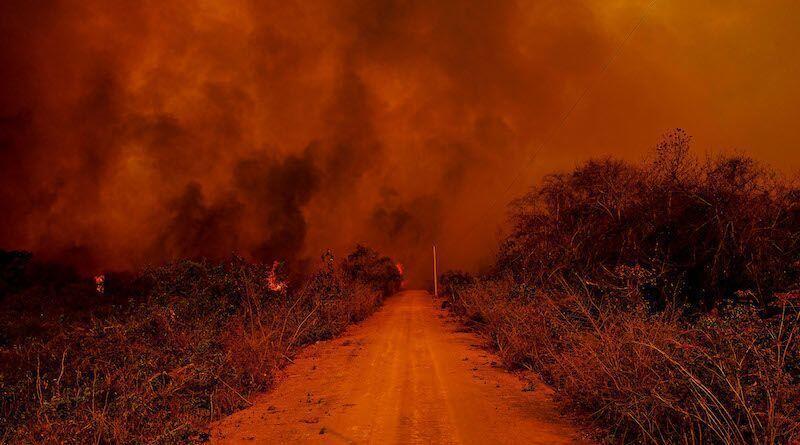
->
0, 246, 401, 443
441, 130, 800, 444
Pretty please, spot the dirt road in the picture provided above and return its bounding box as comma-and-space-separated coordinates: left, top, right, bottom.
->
211, 290, 588, 444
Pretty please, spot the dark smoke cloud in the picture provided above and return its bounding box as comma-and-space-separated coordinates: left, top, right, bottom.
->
160, 183, 243, 261
368, 189, 443, 281
1, 0, 799, 284
234, 148, 320, 263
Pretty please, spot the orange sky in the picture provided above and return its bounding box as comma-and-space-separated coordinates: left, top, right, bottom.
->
1, 0, 798, 283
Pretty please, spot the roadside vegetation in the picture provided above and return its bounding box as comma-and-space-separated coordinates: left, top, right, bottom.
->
441, 130, 800, 444
0, 245, 401, 443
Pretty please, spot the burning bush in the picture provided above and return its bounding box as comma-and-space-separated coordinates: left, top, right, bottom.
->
441, 131, 800, 444
0, 246, 399, 443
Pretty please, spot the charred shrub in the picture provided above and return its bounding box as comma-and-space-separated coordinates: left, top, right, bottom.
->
0, 250, 31, 299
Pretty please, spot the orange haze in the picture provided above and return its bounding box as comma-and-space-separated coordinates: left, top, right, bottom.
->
1, 1, 799, 284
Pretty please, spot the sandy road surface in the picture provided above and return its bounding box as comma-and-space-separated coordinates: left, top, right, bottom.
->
211, 290, 588, 444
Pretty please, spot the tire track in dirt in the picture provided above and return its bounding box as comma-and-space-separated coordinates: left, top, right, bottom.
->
211, 290, 590, 444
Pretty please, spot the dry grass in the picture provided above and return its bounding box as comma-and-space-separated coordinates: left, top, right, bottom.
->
447, 280, 799, 444
0, 246, 400, 444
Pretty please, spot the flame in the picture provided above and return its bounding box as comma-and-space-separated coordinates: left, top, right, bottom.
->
396, 263, 406, 289
267, 260, 287, 292
94, 274, 105, 295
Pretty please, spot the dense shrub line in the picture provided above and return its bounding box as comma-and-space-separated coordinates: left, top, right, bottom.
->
0, 246, 400, 443
442, 131, 800, 444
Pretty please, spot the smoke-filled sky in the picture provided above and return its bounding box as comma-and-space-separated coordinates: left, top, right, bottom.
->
1, 0, 799, 283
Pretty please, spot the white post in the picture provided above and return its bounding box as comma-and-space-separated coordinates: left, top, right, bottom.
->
433, 244, 438, 298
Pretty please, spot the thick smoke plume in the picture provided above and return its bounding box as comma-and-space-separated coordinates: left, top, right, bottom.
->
1, 0, 799, 283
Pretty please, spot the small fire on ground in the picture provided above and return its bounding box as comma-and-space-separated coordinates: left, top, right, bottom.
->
94, 275, 105, 295
396, 263, 405, 288
268, 261, 287, 292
